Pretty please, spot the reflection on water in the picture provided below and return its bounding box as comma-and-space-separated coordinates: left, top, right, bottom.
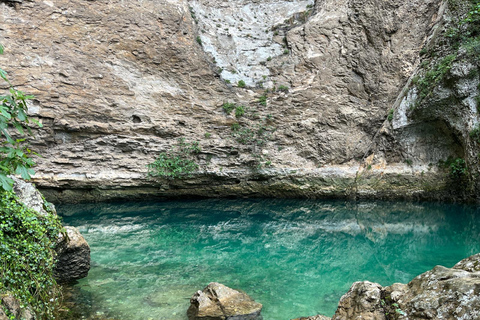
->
58, 199, 480, 320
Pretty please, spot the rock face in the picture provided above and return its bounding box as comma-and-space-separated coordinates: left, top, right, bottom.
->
0, 295, 34, 320
54, 226, 91, 283
188, 282, 263, 320
1, 0, 469, 202
10, 175, 54, 217
298, 253, 480, 320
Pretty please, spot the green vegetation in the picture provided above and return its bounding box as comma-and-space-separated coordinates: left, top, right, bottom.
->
204, 132, 211, 139
0, 191, 63, 319
222, 102, 236, 114
231, 122, 240, 132
387, 109, 394, 122
414, 54, 456, 102
238, 80, 246, 88
0, 44, 42, 191
258, 94, 267, 106
0, 45, 62, 319
277, 85, 289, 92
196, 36, 202, 45
222, 102, 235, 114
412, 0, 480, 108
147, 139, 201, 179
450, 157, 468, 179
235, 105, 245, 118
470, 124, 480, 142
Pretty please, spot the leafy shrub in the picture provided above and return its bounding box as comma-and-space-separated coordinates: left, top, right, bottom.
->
415, 54, 456, 101
147, 139, 200, 179
277, 85, 289, 92
235, 105, 245, 118
470, 124, 480, 142
231, 122, 240, 132
450, 158, 468, 179
0, 191, 63, 319
196, 36, 202, 45
258, 94, 267, 106
387, 109, 394, 122
222, 102, 236, 114
238, 80, 246, 88
0, 44, 42, 191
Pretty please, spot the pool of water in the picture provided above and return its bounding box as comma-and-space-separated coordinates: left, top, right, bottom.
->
57, 199, 480, 320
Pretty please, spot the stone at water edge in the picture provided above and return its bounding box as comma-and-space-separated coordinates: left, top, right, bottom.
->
188, 282, 263, 320
54, 226, 91, 283
329, 253, 480, 320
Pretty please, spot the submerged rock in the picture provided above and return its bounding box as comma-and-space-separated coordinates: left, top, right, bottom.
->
188, 282, 263, 320
54, 226, 91, 283
299, 253, 480, 320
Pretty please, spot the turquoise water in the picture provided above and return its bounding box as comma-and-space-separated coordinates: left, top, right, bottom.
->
58, 199, 480, 320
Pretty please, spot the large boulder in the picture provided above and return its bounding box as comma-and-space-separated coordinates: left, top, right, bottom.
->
54, 226, 91, 283
299, 253, 480, 320
188, 282, 263, 320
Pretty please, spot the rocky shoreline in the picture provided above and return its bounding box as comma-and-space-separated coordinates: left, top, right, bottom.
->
35, 164, 458, 204
187, 254, 480, 320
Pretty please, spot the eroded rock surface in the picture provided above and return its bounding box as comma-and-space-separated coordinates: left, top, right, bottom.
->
0, 295, 34, 320
299, 253, 480, 320
188, 282, 263, 320
54, 226, 91, 283
1, 0, 463, 202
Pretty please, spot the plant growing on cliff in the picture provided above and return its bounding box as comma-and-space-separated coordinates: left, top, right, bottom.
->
147, 138, 201, 179
470, 124, 480, 142
0, 190, 63, 319
0, 45, 42, 191
450, 157, 468, 179
235, 105, 245, 118
223, 102, 236, 114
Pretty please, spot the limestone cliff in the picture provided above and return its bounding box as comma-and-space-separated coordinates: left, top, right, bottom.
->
0, 0, 470, 202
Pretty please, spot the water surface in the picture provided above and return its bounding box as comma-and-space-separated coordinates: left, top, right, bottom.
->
58, 199, 480, 320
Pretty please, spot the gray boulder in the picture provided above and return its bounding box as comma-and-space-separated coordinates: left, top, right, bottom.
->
54, 226, 91, 283
330, 253, 480, 320
296, 253, 480, 320
188, 282, 263, 320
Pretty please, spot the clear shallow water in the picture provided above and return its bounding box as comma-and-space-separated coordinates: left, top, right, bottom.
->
58, 199, 480, 320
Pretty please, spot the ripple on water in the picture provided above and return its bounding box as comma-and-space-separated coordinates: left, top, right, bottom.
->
58, 199, 480, 320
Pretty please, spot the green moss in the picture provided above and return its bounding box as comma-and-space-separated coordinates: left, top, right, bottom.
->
0, 191, 63, 319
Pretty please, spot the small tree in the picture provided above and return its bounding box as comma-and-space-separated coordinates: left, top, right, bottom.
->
0, 44, 42, 190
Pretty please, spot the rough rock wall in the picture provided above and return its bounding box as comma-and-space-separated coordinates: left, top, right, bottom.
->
316, 253, 480, 320
0, 0, 453, 202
